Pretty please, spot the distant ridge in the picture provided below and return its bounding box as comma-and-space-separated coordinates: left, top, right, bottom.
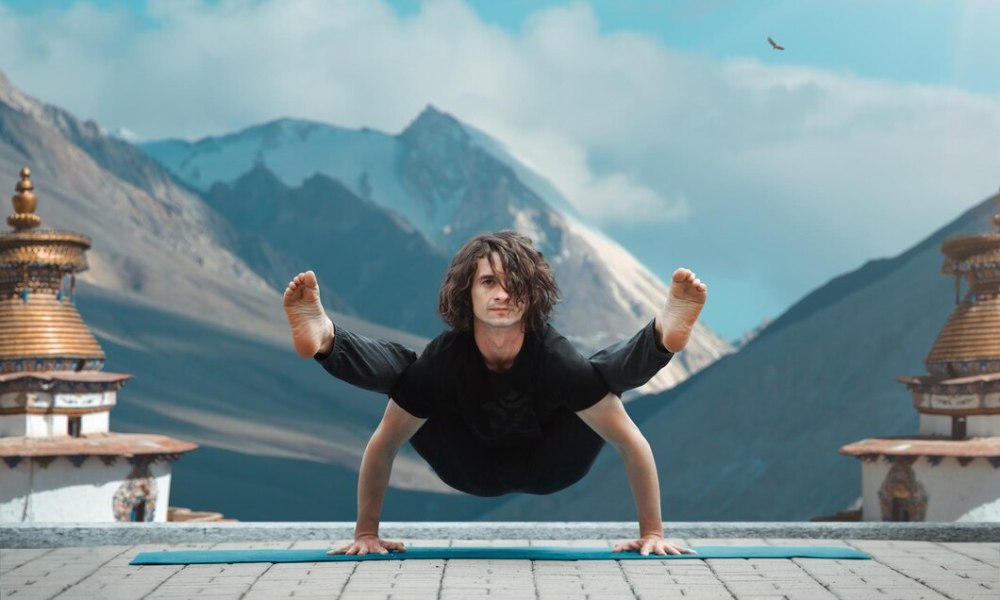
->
205, 165, 448, 336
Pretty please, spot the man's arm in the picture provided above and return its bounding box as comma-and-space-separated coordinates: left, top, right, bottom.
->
329, 399, 426, 555
576, 393, 694, 556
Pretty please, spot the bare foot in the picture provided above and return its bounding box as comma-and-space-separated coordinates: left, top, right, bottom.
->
655, 268, 707, 353
283, 271, 335, 358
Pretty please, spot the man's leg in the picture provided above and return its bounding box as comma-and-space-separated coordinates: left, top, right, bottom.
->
284, 270, 417, 394
589, 320, 671, 396
409, 415, 508, 497
315, 328, 417, 395
589, 268, 707, 395
520, 409, 605, 495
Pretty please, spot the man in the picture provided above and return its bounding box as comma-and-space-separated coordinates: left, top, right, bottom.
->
283, 231, 707, 556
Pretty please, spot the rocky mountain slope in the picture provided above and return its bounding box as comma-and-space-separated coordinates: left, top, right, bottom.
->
204, 165, 448, 337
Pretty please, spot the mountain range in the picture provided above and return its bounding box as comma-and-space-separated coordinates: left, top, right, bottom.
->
0, 69, 725, 519
2, 68, 994, 521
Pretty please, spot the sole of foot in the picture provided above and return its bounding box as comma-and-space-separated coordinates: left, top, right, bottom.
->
283, 270, 334, 358
656, 268, 707, 353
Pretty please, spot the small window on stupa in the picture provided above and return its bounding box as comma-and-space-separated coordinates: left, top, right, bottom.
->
952, 416, 967, 440
68, 416, 82, 438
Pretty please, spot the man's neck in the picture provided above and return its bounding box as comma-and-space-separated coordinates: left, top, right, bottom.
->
473, 322, 525, 373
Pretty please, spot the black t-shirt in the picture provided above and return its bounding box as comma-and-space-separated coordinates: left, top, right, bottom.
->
391, 324, 608, 448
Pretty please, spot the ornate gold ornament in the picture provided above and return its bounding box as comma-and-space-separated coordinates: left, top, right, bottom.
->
0, 168, 105, 371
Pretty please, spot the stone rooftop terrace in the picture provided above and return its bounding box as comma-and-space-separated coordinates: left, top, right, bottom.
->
1, 522, 998, 599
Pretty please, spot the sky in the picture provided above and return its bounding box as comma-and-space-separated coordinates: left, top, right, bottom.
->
1, 0, 998, 340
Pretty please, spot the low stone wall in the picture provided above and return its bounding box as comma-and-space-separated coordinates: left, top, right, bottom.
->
2, 521, 999, 547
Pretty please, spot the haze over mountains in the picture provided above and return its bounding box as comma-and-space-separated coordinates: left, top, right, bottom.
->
1, 68, 994, 521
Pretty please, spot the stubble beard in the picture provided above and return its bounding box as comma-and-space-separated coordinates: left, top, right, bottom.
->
478, 307, 525, 331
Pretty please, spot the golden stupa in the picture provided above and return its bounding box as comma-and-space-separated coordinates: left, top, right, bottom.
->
924, 197, 1000, 377
0, 167, 201, 523
0, 168, 105, 372
838, 194, 1000, 522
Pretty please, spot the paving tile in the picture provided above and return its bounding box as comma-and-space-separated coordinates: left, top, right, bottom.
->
0, 549, 56, 575
5, 538, 999, 599
242, 592, 295, 600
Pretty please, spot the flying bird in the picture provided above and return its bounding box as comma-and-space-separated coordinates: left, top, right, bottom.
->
767, 37, 785, 51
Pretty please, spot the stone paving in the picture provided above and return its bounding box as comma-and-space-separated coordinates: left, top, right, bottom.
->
1, 537, 997, 600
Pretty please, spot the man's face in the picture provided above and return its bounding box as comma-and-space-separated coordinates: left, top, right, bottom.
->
471, 255, 525, 330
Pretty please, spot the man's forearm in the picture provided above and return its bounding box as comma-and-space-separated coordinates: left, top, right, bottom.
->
354, 437, 397, 538
619, 438, 663, 536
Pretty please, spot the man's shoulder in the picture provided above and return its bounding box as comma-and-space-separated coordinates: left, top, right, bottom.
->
533, 323, 589, 368
418, 328, 469, 361
531, 323, 608, 408
393, 329, 468, 405
535, 323, 573, 351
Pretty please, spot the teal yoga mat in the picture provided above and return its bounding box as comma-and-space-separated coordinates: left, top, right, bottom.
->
130, 545, 870, 565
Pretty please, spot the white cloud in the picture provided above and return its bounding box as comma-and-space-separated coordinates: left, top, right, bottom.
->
1, 0, 999, 334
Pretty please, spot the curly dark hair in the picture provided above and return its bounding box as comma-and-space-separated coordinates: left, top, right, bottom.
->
439, 231, 560, 332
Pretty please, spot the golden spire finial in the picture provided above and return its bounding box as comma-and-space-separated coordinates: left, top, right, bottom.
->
7, 167, 42, 231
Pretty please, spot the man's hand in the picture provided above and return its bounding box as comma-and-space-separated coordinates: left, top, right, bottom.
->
327, 534, 407, 556
613, 533, 696, 556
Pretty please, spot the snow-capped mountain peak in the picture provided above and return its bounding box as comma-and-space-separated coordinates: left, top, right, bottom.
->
142, 106, 733, 392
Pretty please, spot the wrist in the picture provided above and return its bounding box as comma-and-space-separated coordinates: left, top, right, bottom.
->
640, 531, 664, 538
354, 531, 379, 540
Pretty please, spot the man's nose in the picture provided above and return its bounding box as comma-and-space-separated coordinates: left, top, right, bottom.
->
494, 287, 509, 302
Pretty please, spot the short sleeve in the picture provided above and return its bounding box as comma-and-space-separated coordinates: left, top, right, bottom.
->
540, 328, 610, 413
314, 326, 418, 395
390, 359, 435, 419
390, 334, 447, 418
